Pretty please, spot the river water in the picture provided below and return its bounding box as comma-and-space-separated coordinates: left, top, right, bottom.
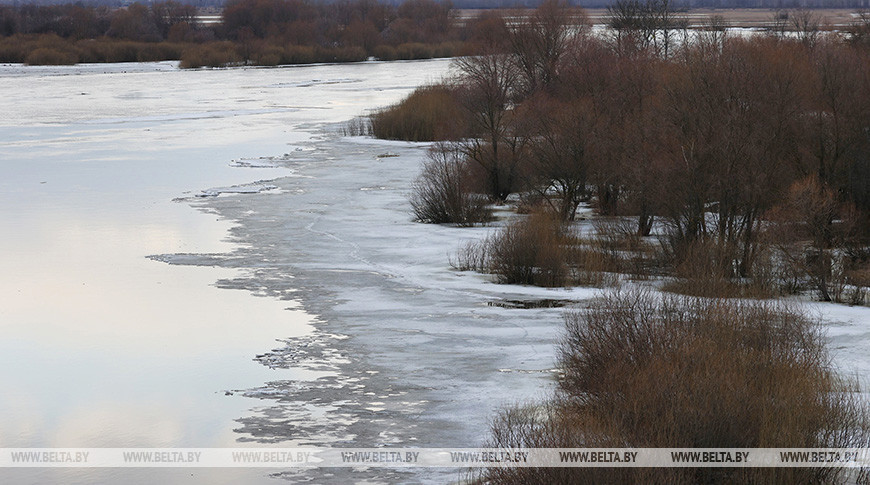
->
0, 59, 451, 483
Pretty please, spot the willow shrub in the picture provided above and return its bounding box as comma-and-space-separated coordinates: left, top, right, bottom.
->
480, 289, 870, 484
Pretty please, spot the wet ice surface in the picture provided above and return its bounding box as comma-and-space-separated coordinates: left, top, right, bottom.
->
0, 59, 457, 484
155, 134, 603, 483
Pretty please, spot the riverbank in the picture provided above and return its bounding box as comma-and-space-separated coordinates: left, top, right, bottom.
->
160, 125, 870, 483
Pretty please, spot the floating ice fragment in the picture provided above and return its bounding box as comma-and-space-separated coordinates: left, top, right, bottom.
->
195, 184, 279, 197
229, 158, 280, 168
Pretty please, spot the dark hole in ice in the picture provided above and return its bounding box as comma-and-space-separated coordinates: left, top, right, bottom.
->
487, 299, 574, 309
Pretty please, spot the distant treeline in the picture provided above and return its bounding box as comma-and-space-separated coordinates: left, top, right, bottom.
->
0, 0, 501, 66
3, 0, 870, 67
2, 0, 870, 10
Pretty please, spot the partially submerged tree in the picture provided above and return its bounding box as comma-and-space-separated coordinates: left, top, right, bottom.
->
519, 94, 591, 221
607, 0, 684, 58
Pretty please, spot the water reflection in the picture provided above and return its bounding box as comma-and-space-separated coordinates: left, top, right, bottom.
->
0, 60, 450, 466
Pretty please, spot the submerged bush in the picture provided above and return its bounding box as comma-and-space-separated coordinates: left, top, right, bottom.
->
487, 211, 569, 287
370, 83, 466, 142
450, 212, 622, 288
410, 143, 491, 226
180, 42, 240, 68
480, 288, 870, 484
449, 237, 490, 272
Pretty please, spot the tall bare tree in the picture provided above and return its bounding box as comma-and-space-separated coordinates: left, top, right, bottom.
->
508, 0, 586, 96
454, 51, 522, 201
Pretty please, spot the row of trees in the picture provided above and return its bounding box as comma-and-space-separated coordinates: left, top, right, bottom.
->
0, 0, 499, 65
4, 0, 870, 9
222, 0, 457, 48
0, 2, 200, 42
390, 0, 870, 302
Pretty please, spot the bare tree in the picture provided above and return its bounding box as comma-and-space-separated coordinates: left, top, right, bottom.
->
791, 8, 822, 48
694, 14, 728, 53
607, 0, 682, 58
847, 9, 870, 46
769, 8, 789, 39
649, 0, 683, 58
803, 44, 863, 185
607, 0, 653, 56
767, 176, 858, 302
661, 38, 806, 277
520, 95, 592, 221
453, 51, 522, 201
508, 0, 586, 96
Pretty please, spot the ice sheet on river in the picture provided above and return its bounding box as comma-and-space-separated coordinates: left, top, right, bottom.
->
156, 132, 599, 483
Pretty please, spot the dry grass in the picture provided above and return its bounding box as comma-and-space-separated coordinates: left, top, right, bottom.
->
449, 237, 489, 272
570, 217, 659, 282
479, 288, 870, 485
662, 237, 739, 297
282, 45, 317, 64
339, 116, 372, 137
0, 34, 188, 65
566, 245, 620, 288
449, 211, 572, 286
24, 47, 78, 65
593, 217, 645, 253
319, 45, 367, 63
661, 236, 782, 299
450, 213, 624, 288
179, 41, 366, 68
395, 42, 434, 60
